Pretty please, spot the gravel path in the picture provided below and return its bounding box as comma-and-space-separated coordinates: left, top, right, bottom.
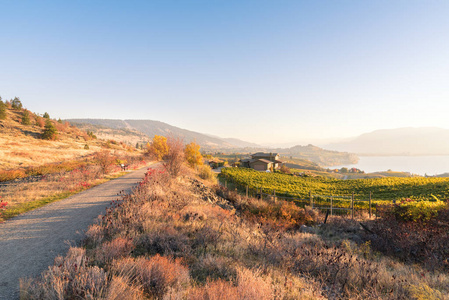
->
0, 165, 154, 299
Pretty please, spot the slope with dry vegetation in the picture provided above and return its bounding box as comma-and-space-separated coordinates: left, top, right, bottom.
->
0, 97, 146, 220
21, 159, 449, 299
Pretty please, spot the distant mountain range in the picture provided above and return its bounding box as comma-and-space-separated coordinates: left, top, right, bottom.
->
326, 127, 449, 155
67, 118, 360, 166
66, 119, 260, 149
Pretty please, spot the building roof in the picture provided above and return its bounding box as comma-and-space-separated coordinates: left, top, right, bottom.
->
252, 158, 273, 164
251, 152, 279, 157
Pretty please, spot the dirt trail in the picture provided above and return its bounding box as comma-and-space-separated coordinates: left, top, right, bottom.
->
0, 165, 153, 299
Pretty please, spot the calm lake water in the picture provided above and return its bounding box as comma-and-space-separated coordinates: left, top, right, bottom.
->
331, 156, 449, 176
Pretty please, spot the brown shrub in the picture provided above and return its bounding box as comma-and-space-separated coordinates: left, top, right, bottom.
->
188, 280, 239, 300
164, 136, 185, 177
35, 116, 45, 128
105, 276, 144, 300
133, 228, 192, 258
85, 223, 105, 247
188, 267, 273, 300
364, 205, 449, 271
96, 237, 134, 265
190, 255, 237, 283
21, 247, 108, 299
94, 150, 116, 174
112, 255, 190, 299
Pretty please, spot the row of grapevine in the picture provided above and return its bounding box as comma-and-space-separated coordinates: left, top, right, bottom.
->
220, 167, 449, 202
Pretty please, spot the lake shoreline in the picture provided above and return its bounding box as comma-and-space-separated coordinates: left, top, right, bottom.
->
330, 155, 449, 176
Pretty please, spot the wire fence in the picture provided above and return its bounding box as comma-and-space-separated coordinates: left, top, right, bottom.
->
220, 176, 380, 218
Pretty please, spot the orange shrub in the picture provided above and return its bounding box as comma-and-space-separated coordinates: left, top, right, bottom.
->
0, 169, 26, 182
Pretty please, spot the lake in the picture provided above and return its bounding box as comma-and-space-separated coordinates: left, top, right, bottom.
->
330, 156, 449, 176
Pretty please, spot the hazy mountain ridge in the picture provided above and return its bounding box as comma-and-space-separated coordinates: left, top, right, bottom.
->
66, 119, 256, 149
277, 144, 359, 166
326, 127, 449, 155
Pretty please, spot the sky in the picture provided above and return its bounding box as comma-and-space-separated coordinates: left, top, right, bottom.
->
1, 0, 449, 144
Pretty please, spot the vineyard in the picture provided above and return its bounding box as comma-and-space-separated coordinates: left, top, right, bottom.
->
220, 167, 449, 203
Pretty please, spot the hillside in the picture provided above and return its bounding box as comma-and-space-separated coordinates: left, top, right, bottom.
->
66, 118, 259, 149
277, 144, 359, 166
0, 102, 136, 171
327, 127, 449, 155
68, 121, 149, 147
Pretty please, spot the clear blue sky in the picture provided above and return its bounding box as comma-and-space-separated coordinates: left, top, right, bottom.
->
1, 1, 448, 144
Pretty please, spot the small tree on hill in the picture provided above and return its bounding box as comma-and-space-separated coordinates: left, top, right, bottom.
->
95, 150, 115, 174
0, 98, 6, 120
21, 110, 31, 125
36, 116, 45, 128
164, 137, 185, 177
11, 97, 22, 110
184, 142, 203, 168
42, 119, 58, 140
43, 112, 50, 119
147, 135, 169, 160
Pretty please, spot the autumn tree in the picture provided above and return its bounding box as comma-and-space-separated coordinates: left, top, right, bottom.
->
164, 137, 185, 177
94, 150, 115, 174
0, 98, 6, 120
22, 110, 31, 125
184, 142, 203, 168
147, 135, 169, 160
42, 119, 58, 140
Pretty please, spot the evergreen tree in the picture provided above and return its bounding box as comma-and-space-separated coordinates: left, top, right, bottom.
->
57, 118, 62, 123
11, 97, 22, 110
0, 98, 6, 120
43, 112, 50, 119
42, 119, 58, 140
22, 110, 31, 125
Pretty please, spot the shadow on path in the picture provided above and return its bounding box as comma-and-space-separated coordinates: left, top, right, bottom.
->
0, 165, 156, 299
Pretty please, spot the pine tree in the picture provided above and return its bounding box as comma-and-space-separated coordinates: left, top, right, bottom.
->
43, 112, 50, 119
42, 119, 58, 140
11, 97, 22, 110
22, 110, 31, 125
0, 98, 6, 120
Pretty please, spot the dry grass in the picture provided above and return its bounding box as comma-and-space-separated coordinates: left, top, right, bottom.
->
21, 167, 449, 299
0, 155, 147, 221
0, 106, 140, 171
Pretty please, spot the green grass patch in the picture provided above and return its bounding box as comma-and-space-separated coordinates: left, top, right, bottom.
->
1, 191, 79, 220
0, 171, 130, 221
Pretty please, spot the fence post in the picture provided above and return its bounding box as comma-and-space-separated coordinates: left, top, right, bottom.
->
330, 195, 333, 216
351, 192, 354, 219
309, 191, 313, 208
369, 191, 372, 218
246, 185, 248, 198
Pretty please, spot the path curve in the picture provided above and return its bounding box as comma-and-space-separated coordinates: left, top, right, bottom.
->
0, 165, 155, 299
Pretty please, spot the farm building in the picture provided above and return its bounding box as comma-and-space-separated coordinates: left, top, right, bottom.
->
240, 152, 283, 171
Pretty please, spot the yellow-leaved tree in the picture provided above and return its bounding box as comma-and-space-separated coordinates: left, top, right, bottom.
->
147, 135, 169, 160
184, 142, 203, 168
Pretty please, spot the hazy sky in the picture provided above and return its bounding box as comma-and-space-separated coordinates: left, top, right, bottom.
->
1, 1, 448, 144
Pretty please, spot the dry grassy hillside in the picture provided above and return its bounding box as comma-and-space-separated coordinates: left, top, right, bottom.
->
0, 105, 137, 171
